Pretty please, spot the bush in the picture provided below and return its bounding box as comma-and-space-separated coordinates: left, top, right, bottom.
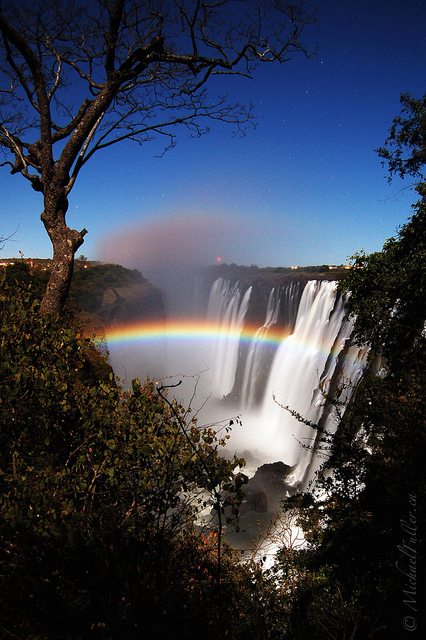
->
1, 275, 283, 639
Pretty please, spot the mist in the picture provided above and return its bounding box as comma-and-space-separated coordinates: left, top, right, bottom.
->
95, 213, 265, 396
96, 213, 266, 315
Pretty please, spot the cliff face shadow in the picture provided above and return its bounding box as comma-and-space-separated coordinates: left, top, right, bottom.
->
225, 460, 298, 552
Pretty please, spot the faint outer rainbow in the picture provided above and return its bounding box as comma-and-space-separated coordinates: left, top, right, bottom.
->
101, 320, 290, 347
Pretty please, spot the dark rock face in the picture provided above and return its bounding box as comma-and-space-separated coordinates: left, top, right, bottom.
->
245, 489, 268, 514
96, 284, 165, 325
251, 460, 294, 488
241, 461, 296, 516
225, 461, 298, 550
71, 263, 166, 332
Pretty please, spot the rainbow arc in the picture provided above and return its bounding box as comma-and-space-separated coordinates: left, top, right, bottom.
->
102, 319, 290, 347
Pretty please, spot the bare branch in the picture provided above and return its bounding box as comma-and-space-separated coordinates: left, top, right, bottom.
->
0, 124, 40, 182
47, 54, 62, 102
0, 224, 19, 251
0, 0, 316, 314
65, 111, 104, 194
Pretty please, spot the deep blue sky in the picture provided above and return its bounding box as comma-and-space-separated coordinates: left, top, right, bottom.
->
1, 0, 425, 273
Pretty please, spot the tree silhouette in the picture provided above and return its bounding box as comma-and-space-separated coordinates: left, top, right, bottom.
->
0, 0, 315, 314
377, 91, 426, 182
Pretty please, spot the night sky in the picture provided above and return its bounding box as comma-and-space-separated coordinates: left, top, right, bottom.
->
1, 0, 425, 275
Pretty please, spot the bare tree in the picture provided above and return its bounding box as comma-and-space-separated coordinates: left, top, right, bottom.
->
0, 0, 315, 315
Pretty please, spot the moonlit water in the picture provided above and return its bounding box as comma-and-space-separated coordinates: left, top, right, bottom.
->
247, 280, 368, 485
106, 276, 368, 489
240, 281, 301, 408
206, 278, 252, 397
240, 285, 281, 408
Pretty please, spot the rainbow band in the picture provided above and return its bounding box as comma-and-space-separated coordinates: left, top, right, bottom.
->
100, 320, 368, 372
101, 320, 290, 348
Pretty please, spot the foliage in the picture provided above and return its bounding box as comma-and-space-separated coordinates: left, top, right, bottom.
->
0, 275, 296, 639
349, 90, 426, 371
70, 262, 148, 313
72, 263, 146, 289
377, 92, 426, 182
279, 368, 426, 639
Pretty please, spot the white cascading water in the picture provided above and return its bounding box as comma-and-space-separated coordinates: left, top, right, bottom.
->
206, 278, 252, 397
259, 280, 367, 485
206, 278, 368, 488
240, 281, 302, 408
240, 286, 281, 408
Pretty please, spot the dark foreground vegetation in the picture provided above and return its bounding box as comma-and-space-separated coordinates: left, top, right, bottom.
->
1, 267, 269, 639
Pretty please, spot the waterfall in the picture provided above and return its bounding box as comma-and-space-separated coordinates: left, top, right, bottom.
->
106, 273, 368, 490
240, 286, 282, 408
241, 281, 303, 408
207, 277, 368, 487
206, 278, 252, 397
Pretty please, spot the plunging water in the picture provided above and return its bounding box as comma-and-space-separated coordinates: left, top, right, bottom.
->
198, 277, 368, 487
106, 276, 368, 489
206, 278, 252, 398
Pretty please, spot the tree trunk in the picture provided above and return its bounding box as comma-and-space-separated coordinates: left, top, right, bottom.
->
39, 194, 87, 316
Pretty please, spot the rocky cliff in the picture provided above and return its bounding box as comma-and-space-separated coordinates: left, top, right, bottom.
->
70, 262, 165, 334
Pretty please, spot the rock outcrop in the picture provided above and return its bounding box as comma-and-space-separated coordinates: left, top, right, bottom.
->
70, 263, 165, 333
